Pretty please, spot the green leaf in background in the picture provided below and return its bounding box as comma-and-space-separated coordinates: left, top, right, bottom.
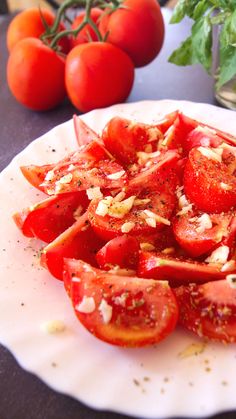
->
216, 11, 236, 88
191, 15, 212, 73
168, 37, 195, 66
193, 0, 209, 20
170, 0, 187, 23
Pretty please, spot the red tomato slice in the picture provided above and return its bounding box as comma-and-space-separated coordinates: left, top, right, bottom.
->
73, 115, 101, 147
39, 141, 126, 195
174, 280, 236, 343
96, 235, 140, 270
13, 191, 89, 243
183, 127, 223, 154
88, 182, 176, 241
161, 113, 196, 152
184, 148, 236, 213
172, 212, 233, 257
137, 251, 231, 287
128, 149, 180, 192
41, 212, 104, 280
155, 111, 179, 134
102, 116, 163, 165
63, 259, 179, 347
20, 163, 54, 192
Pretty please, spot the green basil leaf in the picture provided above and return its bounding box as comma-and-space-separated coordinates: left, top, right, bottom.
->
170, 0, 187, 24
216, 45, 236, 89
168, 37, 195, 66
211, 11, 230, 25
191, 15, 213, 73
193, 0, 209, 20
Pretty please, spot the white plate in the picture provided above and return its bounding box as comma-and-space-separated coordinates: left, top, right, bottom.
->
1, 100, 236, 419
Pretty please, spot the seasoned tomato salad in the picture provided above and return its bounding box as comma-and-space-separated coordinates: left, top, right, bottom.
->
13, 111, 236, 347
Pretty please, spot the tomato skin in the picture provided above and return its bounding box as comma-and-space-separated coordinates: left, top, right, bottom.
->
13, 191, 89, 243
174, 281, 236, 343
102, 117, 163, 165
96, 235, 140, 270
138, 251, 230, 287
7, 8, 70, 54
70, 8, 102, 48
184, 148, 236, 213
41, 212, 104, 280
172, 212, 233, 258
20, 164, 54, 192
73, 116, 101, 147
63, 259, 179, 347
65, 42, 134, 112
7, 38, 66, 111
99, 0, 164, 67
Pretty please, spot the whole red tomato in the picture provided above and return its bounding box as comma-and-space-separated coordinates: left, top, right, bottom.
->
7, 38, 66, 111
99, 0, 165, 67
65, 42, 134, 113
7, 7, 70, 54
70, 7, 103, 48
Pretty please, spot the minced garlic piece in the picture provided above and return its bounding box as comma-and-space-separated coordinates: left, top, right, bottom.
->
121, 221, 135, 233
195, 213, 212, 234
140, 242, 156, 251
58, 173, 73, 184
142, 209, 171, 226
76, 296, 96, 313
220, 182, 232, 191
99, 299, 113, 324
86, 186, 103, 200
205, 245, 230, 264
226, 274, 236, 288
107, 170, 126, 180
198, 146, 222, 163
221, 260, 236, 272
40, 320, 66, 334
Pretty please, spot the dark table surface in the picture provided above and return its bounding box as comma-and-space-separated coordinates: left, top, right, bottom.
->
0, 8, 234, 419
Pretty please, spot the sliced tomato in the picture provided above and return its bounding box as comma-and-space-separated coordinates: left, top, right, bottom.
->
63, 259, 179, 347
184, 148, 236, 213
161, 113, 196, 152
73, 115, 101, 147
137, 251, 232, 287
13, 191, 89, 243
174, 280, 236, 343
172, 212, 233, 257
128, 149, 180, 192
102, 116, 163, 165
20, 163, 54, 192
88, 181, 177, 241
155, 111, 179, 134
41, 212, 104, 280
183, 126, 223, 154
96, 235, 140, 270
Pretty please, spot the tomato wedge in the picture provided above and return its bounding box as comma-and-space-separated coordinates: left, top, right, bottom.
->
102, 116, 163, 165
172, 212, 233, 257
96, 235, 140, 270
88, 182, 176, 241
184, 148, 236, 213
63, 259, 179, 347
137, 251, 231, 287
13, 191, 89, 243
20, 163, 54, 192
73, 115, 101, 147
174, 280, 236, 343
41, 212, 104, 280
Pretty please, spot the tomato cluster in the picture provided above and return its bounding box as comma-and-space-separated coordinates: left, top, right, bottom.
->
13, 111, 236, 347
6, 1, 164, 112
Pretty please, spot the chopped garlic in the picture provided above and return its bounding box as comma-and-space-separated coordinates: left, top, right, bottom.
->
76, 296, 96, 313
72, 276, 81, 282
137, 150, 160, 164
178, 343, 206, 359
195, 213, 212, 234
143, 209, 171, 226
144, 144, 152, 153
148, 127, 162, 142
220, 182, 232, 191
99, 299, 113, 324
45, 170, 55, 181
113, 191, 126, 202
107, 170, 126, 180
195, 125, 217, 136
95, 196, 113, 216
176, 185, 184, 199
198, 146, 222, 163
205, 245, 230, 264
145, 217, 156, 228
113, 293, 128, 307
40, 320, 66, 334
140, 242, 156, 251
86, 186, 103, 200
226, 274, 236, 288
178, 194, 189, 209
108, 196, 136, 219
68, 164, 76, 171
221, 260, 236, 272
177, 204, 193, 216
58, 173, 73, 184
121, 221, 135, 233
162, 247, 175, 255
133, 198, 151, 206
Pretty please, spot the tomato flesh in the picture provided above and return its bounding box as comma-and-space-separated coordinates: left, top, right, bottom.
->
137, 251, 231, 287
175, 280, 236, 343
184, 148, 236, 213
96, 235, 140, 270
63, 259, 179, 347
